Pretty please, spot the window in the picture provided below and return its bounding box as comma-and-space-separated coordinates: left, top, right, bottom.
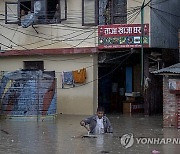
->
24, 61, 44, 70
82, 0, 98, 26
112, 0, 127, 24
19, 0, 31, 17
5, 2, 19, 24
5, 0, 67, 26
82, 0, 127, 26
60, 0, 67, 20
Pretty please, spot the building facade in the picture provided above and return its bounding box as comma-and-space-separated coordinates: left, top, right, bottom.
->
0, 0, 179, 116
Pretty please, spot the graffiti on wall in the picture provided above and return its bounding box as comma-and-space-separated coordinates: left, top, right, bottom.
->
0, 70, 56, 116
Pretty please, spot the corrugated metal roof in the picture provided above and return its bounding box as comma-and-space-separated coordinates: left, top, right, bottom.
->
152, 63, 180, 74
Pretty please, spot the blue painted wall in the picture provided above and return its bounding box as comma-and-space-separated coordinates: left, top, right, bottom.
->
0, 70, 56, 116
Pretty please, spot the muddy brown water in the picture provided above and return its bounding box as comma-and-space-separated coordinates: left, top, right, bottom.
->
0, 114, 180, 154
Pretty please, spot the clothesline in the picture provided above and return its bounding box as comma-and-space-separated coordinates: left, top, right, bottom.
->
61, 68, 87, 88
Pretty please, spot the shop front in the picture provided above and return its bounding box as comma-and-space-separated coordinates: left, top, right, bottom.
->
97, 24, 149, 114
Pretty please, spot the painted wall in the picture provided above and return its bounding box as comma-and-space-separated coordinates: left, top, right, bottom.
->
0, 53, 98, 115
0, 70, 56, 116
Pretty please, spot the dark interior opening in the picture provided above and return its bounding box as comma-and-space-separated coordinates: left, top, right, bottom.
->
98, 51, 164, 115
47, 0, 58, 19
24, 61, 44, 70
20, 1, 31, 16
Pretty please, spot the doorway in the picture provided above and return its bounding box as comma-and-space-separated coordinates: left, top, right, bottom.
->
98, 51, 142, 114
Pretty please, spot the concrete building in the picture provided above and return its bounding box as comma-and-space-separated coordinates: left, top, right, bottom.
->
0, 0, 179, 116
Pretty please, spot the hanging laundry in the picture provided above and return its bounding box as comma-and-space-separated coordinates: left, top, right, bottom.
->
62, 71, 75, 88
72, 68, 86, 83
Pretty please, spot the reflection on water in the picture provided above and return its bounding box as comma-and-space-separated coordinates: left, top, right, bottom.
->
96, 135, 104, 148
0, 114, 180, 154
0, 119, 58, 154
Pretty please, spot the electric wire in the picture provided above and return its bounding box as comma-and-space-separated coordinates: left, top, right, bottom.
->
149, 6, 179, 32
0, 7, 143, 51
0, 33, 29, 50
0, 50, 134, 90
57, 50, 134, 89
128, 7, 141, 23
0, 0, 172, 68
148, 5, 180, 18
8, 26, 19, 47
151, 0, 169, 5
149, 9, 179, 41
0, 0, 156, 90
0, 24, 96, 52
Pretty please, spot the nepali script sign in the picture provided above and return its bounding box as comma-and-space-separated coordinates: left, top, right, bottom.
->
98, 24, 149, 49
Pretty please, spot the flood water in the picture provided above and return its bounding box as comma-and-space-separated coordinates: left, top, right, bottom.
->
1, 114, 180, 154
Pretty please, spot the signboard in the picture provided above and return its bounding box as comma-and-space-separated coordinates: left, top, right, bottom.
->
98, 24, 149, 49
169, 79, 180, 91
